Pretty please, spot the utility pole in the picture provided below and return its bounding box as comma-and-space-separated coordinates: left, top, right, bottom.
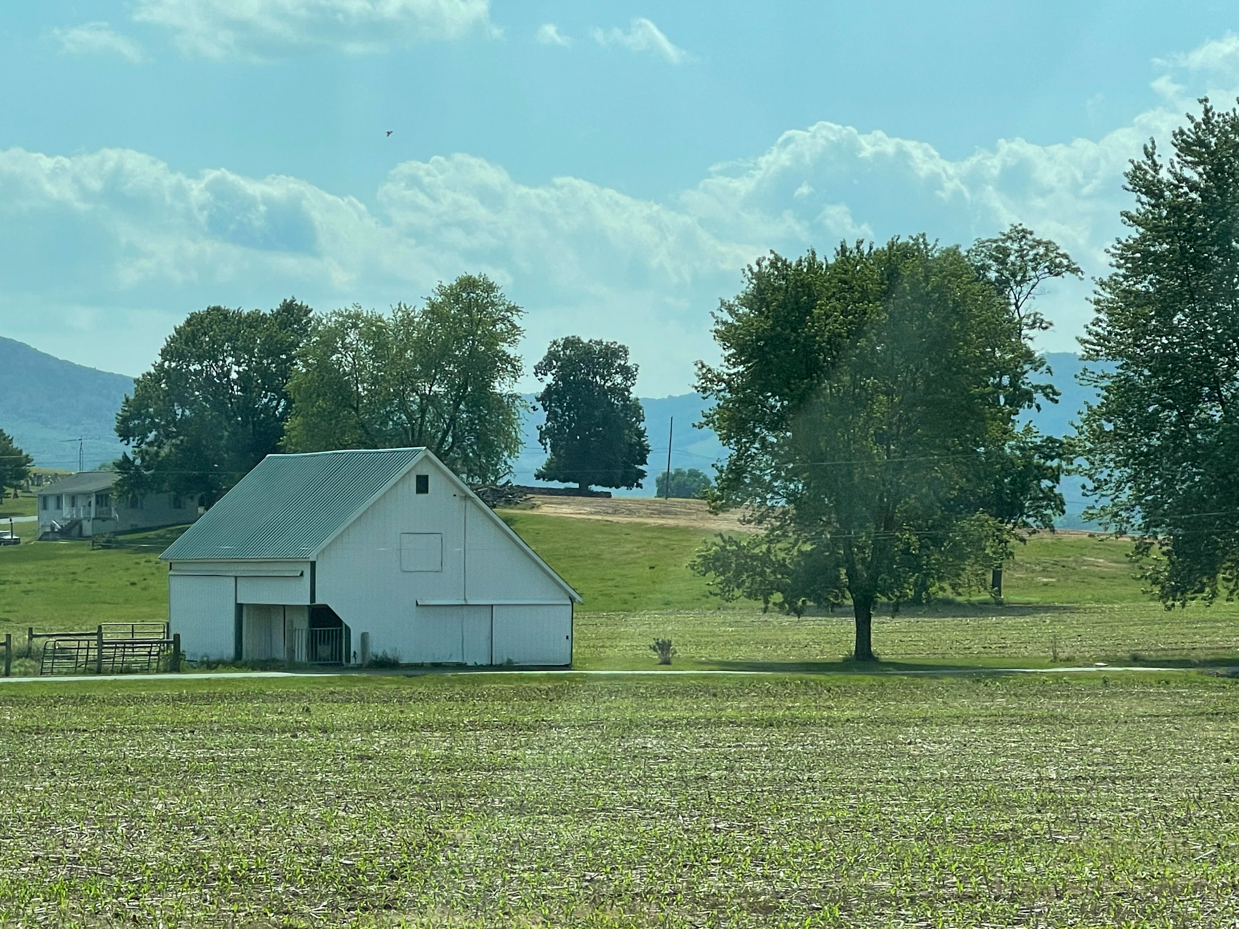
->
78, 438, 84, 473
663, 417, 673, 500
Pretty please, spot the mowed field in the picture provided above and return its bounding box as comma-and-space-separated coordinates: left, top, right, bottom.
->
1, 497, 1238, 926
3, 674, 1238, 927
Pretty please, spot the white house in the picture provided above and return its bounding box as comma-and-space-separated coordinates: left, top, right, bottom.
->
160, 448, 580, 667
37, 472, 198, 539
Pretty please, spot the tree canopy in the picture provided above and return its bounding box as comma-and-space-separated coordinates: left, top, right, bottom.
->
0, 428, 32, 494
115, 299, 312, 507
284, 275, 526, 484
533, 336, 651, 491
1077, 98, 1239, 605
967, 223, 1080, 596
694, 238, 1045, 659
656, 467, 713, 499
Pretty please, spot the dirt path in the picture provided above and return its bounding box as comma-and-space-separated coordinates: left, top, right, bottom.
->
513, 494, 753, 532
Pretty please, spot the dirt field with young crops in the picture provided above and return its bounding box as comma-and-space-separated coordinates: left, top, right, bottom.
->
1, 673, 1237, 928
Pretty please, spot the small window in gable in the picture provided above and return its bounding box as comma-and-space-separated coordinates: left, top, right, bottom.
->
415, 474, 429, 494
400, 533, 442, 572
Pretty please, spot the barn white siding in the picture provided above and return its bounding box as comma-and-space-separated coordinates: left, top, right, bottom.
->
170, 575, 235, 660
493, 604, 572, 666
465, 504, 567, 603
236, 571, 310, 604
315, 461, 466, 663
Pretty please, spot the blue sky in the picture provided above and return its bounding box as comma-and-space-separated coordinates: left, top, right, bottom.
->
3, 1, 1239, 394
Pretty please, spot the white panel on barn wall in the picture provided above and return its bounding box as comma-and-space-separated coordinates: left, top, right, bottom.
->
400, 533, 443, 572
237, 573, 310, 604
242, 604, 284, 661
410, 605, 465, 663
493, 604, 572, 666
171, 575, 235, 660
461, 606, 492, 666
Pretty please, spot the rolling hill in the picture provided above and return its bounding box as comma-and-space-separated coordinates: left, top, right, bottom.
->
0, 337, 133, 470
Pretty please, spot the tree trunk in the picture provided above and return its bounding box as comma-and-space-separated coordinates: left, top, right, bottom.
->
991, 565, 1004, 600
852, 597, 875, 662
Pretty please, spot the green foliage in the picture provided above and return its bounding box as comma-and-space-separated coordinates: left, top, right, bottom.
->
1077, 99, 1239, 605
533, 336, 650, 490
648, 637, 676, 664
0, 428, 32, 493
967, 224, 1079, 595
655, 467, 712, 498
695, 238, 1042, 658
0, 675, 1237, 925
285, 275, 526, 484
115, 298, 312, 507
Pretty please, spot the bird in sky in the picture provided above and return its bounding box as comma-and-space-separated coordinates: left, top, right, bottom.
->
386, 130, 393, 137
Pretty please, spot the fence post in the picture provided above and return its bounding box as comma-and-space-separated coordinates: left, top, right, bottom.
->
27, 627, 33, 650
95, 625, 103, 675
4, 633, 10, 677
172, 633, 181, 673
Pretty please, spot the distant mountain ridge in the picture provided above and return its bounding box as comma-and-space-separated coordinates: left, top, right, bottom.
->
0, 337, 1101, 522
0, 337, 133, 470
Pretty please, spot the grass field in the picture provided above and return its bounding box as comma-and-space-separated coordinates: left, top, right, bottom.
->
0, 492, 35, 519
2, 515, 1238, 673
2, 506, 1239, 926
2, 672, 1237, 927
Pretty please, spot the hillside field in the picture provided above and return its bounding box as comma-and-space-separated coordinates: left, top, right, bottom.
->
1, 503, 1236, 671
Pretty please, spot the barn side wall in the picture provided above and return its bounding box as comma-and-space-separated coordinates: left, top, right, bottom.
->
170, 575, 236, 660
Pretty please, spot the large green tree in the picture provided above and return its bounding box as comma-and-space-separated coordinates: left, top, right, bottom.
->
694, 238, 1042, 660
1077, 99, 1239, 604
116, 299, 312, 507
967, 223, 1080, 597
0, 428, 32, 495
533, 337, 650, 491
284, 275, 525, 484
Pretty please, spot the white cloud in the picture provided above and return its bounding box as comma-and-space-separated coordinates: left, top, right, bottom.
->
132, 0, 496, 59
536, 23, 571, 47
7, 33, 1239, 390
52, 22, 147, 63
592, 18, 689, 65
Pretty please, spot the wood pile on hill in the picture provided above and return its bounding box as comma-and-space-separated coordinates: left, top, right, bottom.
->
468, 482, 531, 508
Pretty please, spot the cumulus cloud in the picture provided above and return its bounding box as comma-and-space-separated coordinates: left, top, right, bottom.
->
0, 147, 750, 389
6, 33, 1239, 389
132, 0, 496, 59
536, 23, 571, 47
592, 18, 689, 65
52, 22, 146, 63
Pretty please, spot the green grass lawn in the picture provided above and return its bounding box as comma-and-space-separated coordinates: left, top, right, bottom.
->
2, 516, 1237, 671
0, 492, 36, 519
1, 672, 1237, 927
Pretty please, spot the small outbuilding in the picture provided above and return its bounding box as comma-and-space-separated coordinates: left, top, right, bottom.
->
160, 448, 580, 667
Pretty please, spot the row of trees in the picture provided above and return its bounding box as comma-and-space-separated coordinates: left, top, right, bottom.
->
116, 276, 653, 506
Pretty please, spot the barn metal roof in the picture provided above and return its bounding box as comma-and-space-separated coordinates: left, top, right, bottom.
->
159, 448, 426, 561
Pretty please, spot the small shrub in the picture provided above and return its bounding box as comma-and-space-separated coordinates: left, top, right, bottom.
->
365, 650, 402, 669
650, 638, 676, 665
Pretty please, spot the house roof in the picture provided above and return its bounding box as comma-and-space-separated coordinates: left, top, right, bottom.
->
160, 447, 424, 562
36, 471, 118, 496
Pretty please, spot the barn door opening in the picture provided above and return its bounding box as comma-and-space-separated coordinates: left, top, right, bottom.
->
297, 605, 349, 665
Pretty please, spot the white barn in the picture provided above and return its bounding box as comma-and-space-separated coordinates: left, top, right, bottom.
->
160, 448, 579, 667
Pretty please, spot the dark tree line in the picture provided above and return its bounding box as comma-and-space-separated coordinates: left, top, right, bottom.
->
114, 276, 650, 505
